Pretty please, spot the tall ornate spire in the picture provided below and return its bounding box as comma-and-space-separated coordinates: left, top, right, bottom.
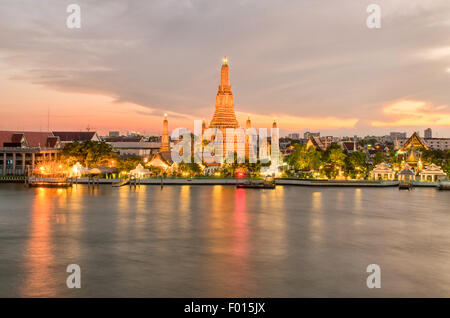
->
209, 57, 239, 129
245, 115, 252, 160
160, 113, 169, 151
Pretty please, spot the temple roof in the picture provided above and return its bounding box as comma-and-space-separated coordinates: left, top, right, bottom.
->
53, 131, 98, 142
406, 150, 420, 162
306, 136, 325, 150
421, 163, 446, 174
399, 168, 415, 175
372, 162, 394, 172
399, 132, 429, 152
0, 131, 58, 148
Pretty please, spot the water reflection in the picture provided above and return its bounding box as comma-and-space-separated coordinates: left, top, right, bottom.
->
2, 184, 450, 297
178, 186, 191, 231
310, 191, 324, 244
232, 189, 248, 258
20, 188, 55, 297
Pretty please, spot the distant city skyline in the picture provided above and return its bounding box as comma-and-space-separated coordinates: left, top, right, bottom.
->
1, 1, 450, 137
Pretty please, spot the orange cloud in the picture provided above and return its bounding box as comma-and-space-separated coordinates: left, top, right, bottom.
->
371, 100, 450, 127
235, 111, 358, 130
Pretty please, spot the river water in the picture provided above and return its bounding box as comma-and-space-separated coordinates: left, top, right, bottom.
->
0, 184, 449, 297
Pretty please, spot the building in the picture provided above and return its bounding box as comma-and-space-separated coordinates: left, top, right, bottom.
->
108, 131, 120, 137
370, 162, 395, 180
104, 136, 144, 143
148, 57, 278, 173
390, 132, 407, 140
147, 116, 178, 171
304, 131, 320, 139
306, 136, 326, 151
424, 138, 450, 151
107, 141, 160, 159
396, 132, 429, 151
52, 131, 101, 145
0, 131, 61, 176
288, 133, 300, 140
419, 163, 447, 182
209, 57, 240, 130
147, 151, 176, 170
398, 166, 416, 181
208, 56, 242, 158
395, 131, 450, 151
424, 128, 432, 139
320, 136, 338, 149
160, 114, 170, 152
104, 135, 161, 158
340, 141, 358, 153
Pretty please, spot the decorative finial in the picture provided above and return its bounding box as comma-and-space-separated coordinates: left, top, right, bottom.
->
223, 56, 228, 65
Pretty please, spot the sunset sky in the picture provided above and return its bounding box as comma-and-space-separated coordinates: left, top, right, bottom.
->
1, 0, 450, 137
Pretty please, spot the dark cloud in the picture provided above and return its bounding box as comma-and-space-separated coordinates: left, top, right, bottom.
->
1, 0, 450, 134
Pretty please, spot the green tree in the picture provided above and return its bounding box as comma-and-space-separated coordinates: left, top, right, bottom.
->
286, 144, 322, 171
178, 162, 202, 176
345, 151, 368, 178
373, 151, 386, 165
328, 148, 346, 168
61, 141, 119, 167
117, 156, 143, 172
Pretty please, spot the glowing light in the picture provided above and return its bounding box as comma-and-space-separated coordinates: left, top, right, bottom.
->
71, 162, 82, 177
223, 56, 228, 64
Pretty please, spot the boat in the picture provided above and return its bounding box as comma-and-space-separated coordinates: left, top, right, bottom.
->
398, 180, 412, 190
437, 180, 450, 191
112, 177, 130, 187
236, 176, 276, 189
27, 176, 72, 188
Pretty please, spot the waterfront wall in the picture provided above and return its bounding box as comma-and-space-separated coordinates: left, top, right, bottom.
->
3, 177, 441, 187
69, 178, 401, 187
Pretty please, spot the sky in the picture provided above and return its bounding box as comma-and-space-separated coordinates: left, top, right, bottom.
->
1, 0, 450, 137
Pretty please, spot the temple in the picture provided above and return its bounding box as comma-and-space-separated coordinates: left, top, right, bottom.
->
146, 57, 280, 174
160, 113, 170, 152
209, 57, 239, 129
396, 132, 428, 169
397, 132, 429, 152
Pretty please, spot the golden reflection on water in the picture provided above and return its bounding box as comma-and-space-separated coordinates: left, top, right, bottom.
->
20, 187, 55, 297
116, 187, 131, 238
354, 188, 362, 212
256, 187, 287, 257
312, 191, 322, 211
178, 185, 191, 231
232, 189, 248, 258
134, 186, 148, 236
310, 191, 324, 244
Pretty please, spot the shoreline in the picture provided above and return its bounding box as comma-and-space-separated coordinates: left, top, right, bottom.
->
0, 177, 440, 187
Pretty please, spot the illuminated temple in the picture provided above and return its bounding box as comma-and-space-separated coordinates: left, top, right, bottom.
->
209, 57, 239, 129
208, 57, 243, 159
148, 57, 278, 171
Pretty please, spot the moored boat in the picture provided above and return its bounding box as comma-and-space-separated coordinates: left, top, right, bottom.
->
236, 176, 276, 189
27, 176, 72, 188
437, 180, 450, 191
398, 180, 412, 190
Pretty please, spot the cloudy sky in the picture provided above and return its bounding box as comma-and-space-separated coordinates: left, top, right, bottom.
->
1, 0, 450, 137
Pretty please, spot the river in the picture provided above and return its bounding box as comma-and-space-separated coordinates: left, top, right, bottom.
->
0, 184, 449, 297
